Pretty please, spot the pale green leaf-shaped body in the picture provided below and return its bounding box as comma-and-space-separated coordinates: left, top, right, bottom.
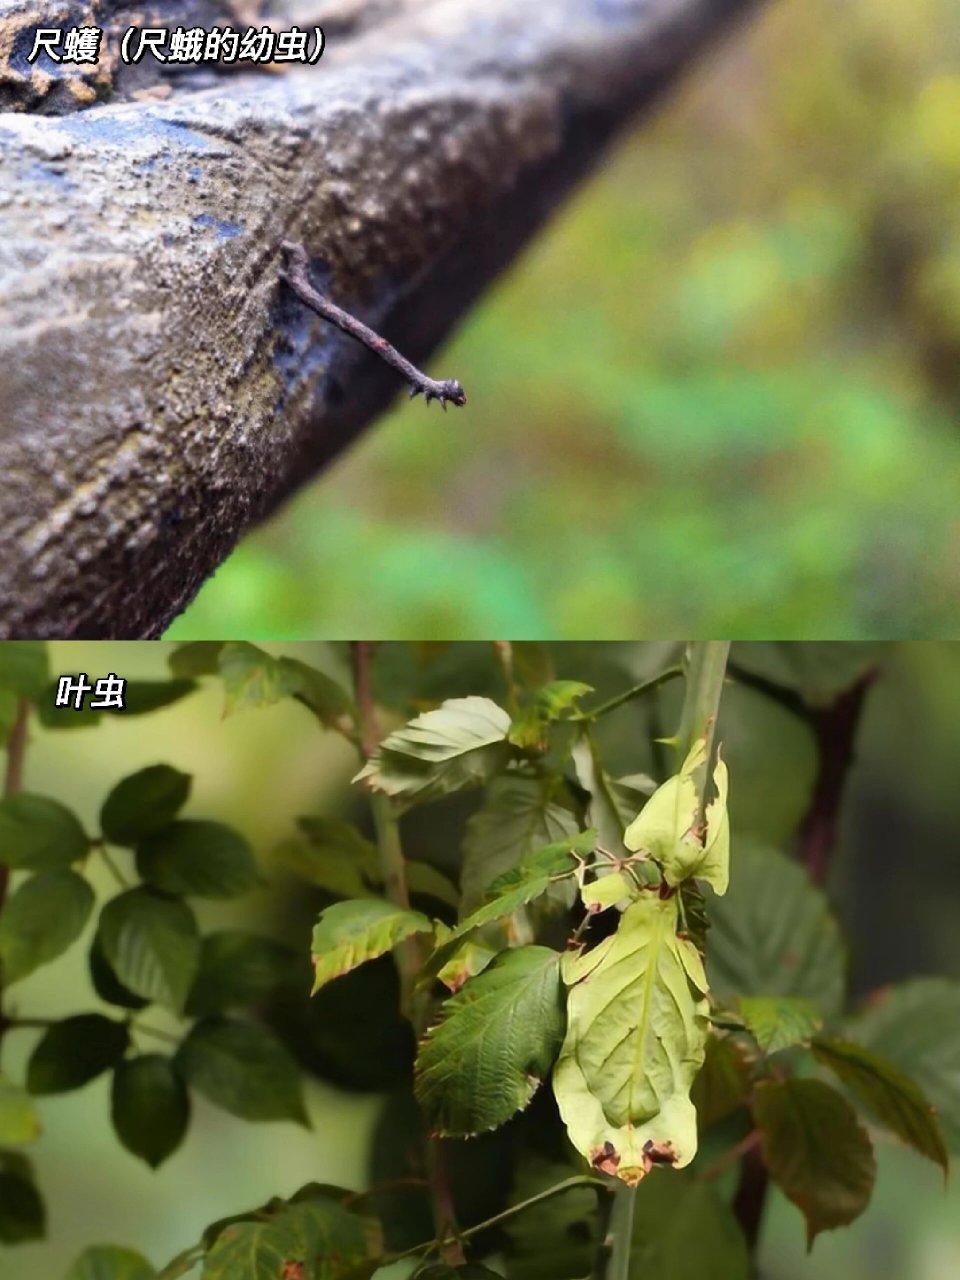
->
554, 895, 709, 1183
416, 945, 564, 1137
622, 740, 730, 894
311, 899, 433, 994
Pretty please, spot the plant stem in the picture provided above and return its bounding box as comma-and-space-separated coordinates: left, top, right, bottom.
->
388, 1175, 606, 1265
0, 697, 30, 1056
349, 641, 464, 1264
606, 1182, 636, 1280
582, 666, 684, 722
676, 642, 730, 773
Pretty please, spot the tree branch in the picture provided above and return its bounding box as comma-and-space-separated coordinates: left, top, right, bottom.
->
0, 0, 763, 637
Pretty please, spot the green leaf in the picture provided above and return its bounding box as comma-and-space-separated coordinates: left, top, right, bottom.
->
311, 899, 433, 995
201, 1197, 381, 1280
406, 861, 460, 909
571, 731, 631, 858
437, 937, 498, 993
136, 820, 261, 899
186, 930, 299, 1016
275, 657, 353, 730
623, 738, 730, 895
690, 1035, 752, 1131
0, 642, 49, 699
176, 1017, 308, 1125
553, 894, 709, 1182
0, 1074, 40, 1143
65, 1244, 157, 1280
98, 888, 201, 1012
89, 936, 149, 1011
738, 996, 822, 1053
121, 681, 198, 715
354, 696, 512, 804
219, 642, 286, 714
27, 1014, 129, 1094
504, 1156, 597, 1280
0, 793, 89, 870
0, 868, 94, 985
629, 1170, 750, 1280
111, 1054, 190, 1168
461, 775, 581, 910
426, 832, 597, 980
706, 843, 845, 1018
0, 1152, 45, 1243
845, 977, 960, 1153
753, 1078, 876, 1247
416, 1267, 502, 1279
100, 766, 192, 846
509, 681, 594, 749
416, 946, 565, 1137
169, 642, 224, 678
277, 818, 379, 900
812, 1036, 948, 1173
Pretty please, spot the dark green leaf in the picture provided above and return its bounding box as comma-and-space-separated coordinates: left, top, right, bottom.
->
753, 1078, 876, 1246
169, 642, 224, 678
812, 1036, 948, 1172
416, 946, 565, 1137
136, 820, 261, 899
27, 1014, 129, 1095
111, 1055, 190, 1168
0, 642, 49, 699
176, 1017, 308, 1124
275, 657, 353, 729
0, 1152, 45, 1243
0, 868, 94, 985
89, 935, 149, 1011
707, 843, 845, 1018
311, 899, 433, 994
201, 1197, 381, 1280
186, 931, 299, 1016
121, 681, 197, 715
0, 1073, 40, 1143
276, 818, 380, 900
504, 1155, 597, 1280
65, 1244, 157, 1280
738, 996, 822, 1053
0, 793, 89, 870
461, 775, 581, 910
98, 888, 200, 1012
691, 1035, 752, 1131
100, 766, 192, 846
416, 1268, 502, 1279
845, 977, 960, 1153
629, 1170, 750, 1279
354, 696, 512, 805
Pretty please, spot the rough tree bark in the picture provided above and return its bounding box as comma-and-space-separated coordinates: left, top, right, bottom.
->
0, 0, 759, 638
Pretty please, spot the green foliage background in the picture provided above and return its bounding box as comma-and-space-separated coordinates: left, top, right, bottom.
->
169, 0, 960, 639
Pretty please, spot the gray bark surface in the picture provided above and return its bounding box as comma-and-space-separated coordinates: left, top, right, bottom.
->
0, 0, 757, 637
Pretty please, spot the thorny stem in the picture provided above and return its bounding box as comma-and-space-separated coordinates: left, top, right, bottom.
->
0, 697, 30, 1055
349, 641, 464, 1265
280, 241, 467, 410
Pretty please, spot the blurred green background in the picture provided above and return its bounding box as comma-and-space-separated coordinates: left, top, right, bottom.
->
5, 641, 960, 1278
168, 0, 960, 639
